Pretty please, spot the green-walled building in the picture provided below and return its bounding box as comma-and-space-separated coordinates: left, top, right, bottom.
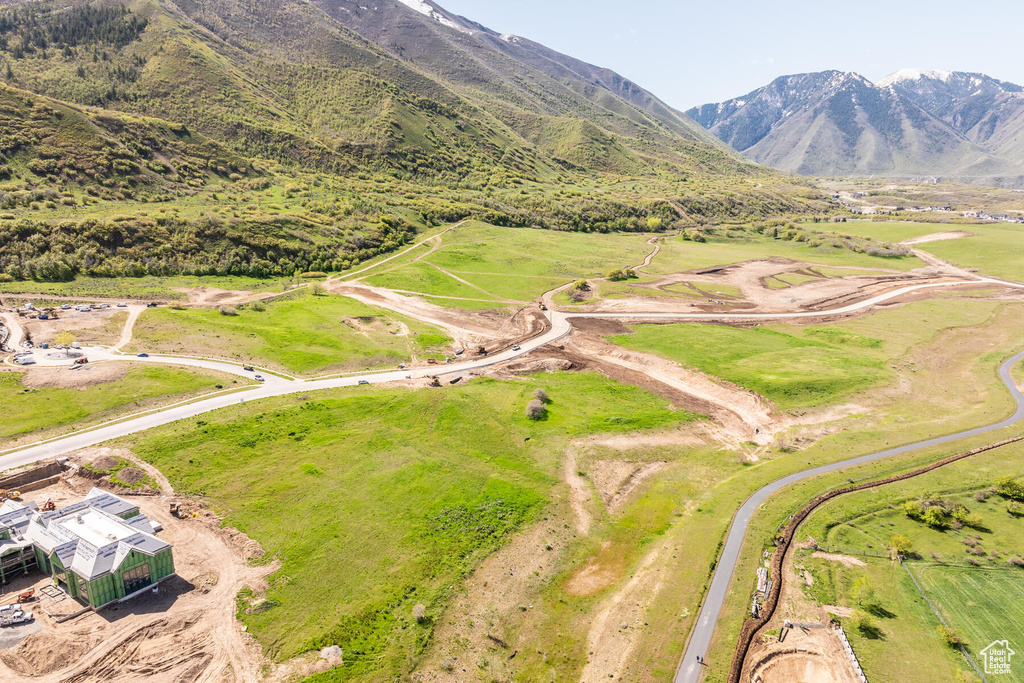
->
0, 488, 174, 609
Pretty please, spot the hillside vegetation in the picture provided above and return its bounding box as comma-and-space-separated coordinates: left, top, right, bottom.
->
0, 0, 835, 284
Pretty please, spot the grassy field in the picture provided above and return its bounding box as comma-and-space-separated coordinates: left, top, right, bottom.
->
122, 373, 698, 679
127, 290, 452, 375
645, 229, 923, 276
793, 442, 1024, 683
916, 566, 1024, 681
363, 221, 654, 305
607, 299, 1005, 409
0, 275, 287, 301
832, 220, 1024, 281
0, 365, 230, 447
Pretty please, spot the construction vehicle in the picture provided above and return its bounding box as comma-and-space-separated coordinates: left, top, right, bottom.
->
169, 502, 180, 518
74, 357, 89, 365
41, 498, 55, 512
539, 303, 547, 311
429, 377, 441, 387
0, 491, 20, 500
477, 346, 488, 356
17, 590, 35, 603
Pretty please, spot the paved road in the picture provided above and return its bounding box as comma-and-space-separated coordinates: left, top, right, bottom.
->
674, 348, 1024, 683
2, 278, 1014, 473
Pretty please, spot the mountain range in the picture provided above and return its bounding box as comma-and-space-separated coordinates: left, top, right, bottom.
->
688, 69, 1024, 187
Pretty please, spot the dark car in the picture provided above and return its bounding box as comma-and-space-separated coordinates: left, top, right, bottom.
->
243, 365, 255, 372
137, 353, 149, 358
358, 380, 370, 385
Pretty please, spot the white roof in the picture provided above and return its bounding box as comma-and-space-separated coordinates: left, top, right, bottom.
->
58, 510, 136, 549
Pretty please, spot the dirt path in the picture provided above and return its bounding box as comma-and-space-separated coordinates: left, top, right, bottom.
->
110, 305, 145, 352
567, 335, 777, 444
901, 230, 975, 245
1, 311, 24, 351
909, 247, 979, 279
337, 220, 468, 282
563, 450, 593, 535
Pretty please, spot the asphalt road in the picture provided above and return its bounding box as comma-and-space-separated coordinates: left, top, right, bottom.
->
674, 348, 1024, 683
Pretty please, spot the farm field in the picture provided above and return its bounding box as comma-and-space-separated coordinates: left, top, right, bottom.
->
915, 565, 1024, 682
644, 229, 923, 276
127, 290, 452, 375
788, 440, 1024, 683
364, 221, 655, 304
0, 365, 232, 447
607, 299, 1001, 409
122, 372, 698, 679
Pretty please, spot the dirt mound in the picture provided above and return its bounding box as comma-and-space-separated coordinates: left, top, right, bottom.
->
61, 612, 214, 683
223, 526, 266, 560
21, 364, 127, 390
115, 467, 146, 485
588, 460, 668, 514
91, 455, 120, 471
0, 628, 103, 675
496, 358, 576, 377
750, 651, 844, 683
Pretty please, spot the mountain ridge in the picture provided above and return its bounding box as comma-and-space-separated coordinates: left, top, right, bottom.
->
689, 69, 1024, 186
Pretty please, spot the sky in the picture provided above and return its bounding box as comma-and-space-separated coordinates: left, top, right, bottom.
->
438, 0, 1024, 110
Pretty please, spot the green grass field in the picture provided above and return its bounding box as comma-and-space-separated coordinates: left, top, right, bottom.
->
645, 230, 923, 276
127, 291, 452, 375
607, 299, 1000, 409
0, 275, 287, 301
122, 373, 697, 679
0, 365, 229, 446
364, 221, 654, 304
916, 566, 1024, 681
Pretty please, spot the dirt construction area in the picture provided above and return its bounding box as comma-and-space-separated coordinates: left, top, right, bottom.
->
0, 449, 279, 683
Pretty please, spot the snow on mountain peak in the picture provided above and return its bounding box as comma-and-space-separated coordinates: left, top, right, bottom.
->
878, 69, 954, 87
395, 0, 473, 33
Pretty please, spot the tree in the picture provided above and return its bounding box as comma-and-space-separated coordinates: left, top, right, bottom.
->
902, 500, 924, 520
851, 577, 874, 606
890, 534, 914, 556
54, 331, 76, 348
923, 506, 951, 529
533, 388, 548, 403
526, 399, 546, 420
996, 476, 1024, 501
311, 283, 326, 296
938, 625, 966, 647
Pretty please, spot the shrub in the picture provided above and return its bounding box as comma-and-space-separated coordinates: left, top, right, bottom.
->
168, 301, 186, 310
1008, 556, 1024, 567
301, 271, 327, 279
1007, 501, 1024, 517
252, 301, 266, 312
525, 399, 546, 420
902, 500, 924, 520
974, 489, 990, 502
219, 306, 238, 316
311, 283, 326, 297
533, 388, 548, 403
938, 625, 966, 647
413, 604, 426, 623
996, 476, 1024, 500
0, 273, 13, 282
890, 534, 914, 555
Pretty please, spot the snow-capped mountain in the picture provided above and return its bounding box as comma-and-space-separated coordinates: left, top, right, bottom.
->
688, 70, 1024, 186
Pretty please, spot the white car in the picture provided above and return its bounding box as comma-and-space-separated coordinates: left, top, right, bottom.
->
117, 302, 128, 308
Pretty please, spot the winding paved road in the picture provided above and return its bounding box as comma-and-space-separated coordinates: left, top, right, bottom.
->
674, 348, 1024, 683
4, 272, 1024, 683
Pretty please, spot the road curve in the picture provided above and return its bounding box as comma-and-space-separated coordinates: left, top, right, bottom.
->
674, 348, 1024, 683
1, 278, 1015, 473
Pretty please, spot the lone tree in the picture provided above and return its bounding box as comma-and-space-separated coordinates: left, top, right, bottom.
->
890, 534, 914, 556
533, 388, 548, 403
526, 399, 546, 420
54, 331, 76, 348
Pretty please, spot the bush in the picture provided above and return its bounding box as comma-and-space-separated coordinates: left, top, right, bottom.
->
168, 301, 186, 310
525, 399, 546, 420
533, 388, 548, 403
1008, 556, 1024, 567
413, 604, 426, 623
938, 625, 966, 647
311, 283, 327, 297
890, 534, 914, 555
219, 306, 238, 316
1007, 501, 1024, 517
301, 271, 327, 279
0, 273, 13, 282
996, 476, 1024, 501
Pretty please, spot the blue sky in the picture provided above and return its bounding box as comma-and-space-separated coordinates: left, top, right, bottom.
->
439, 0, 1024, 109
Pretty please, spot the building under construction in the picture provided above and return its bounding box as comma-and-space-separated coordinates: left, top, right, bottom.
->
0, 488, 174, 609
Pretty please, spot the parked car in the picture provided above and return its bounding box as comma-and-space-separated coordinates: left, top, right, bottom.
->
137, 353, 149, 358
60, 304, 71, 310
117, 302, 128, 308
357, 380, 370, 385
147, 302, 160, 308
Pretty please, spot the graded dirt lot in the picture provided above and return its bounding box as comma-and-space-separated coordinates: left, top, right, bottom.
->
0, 449, 280, 683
